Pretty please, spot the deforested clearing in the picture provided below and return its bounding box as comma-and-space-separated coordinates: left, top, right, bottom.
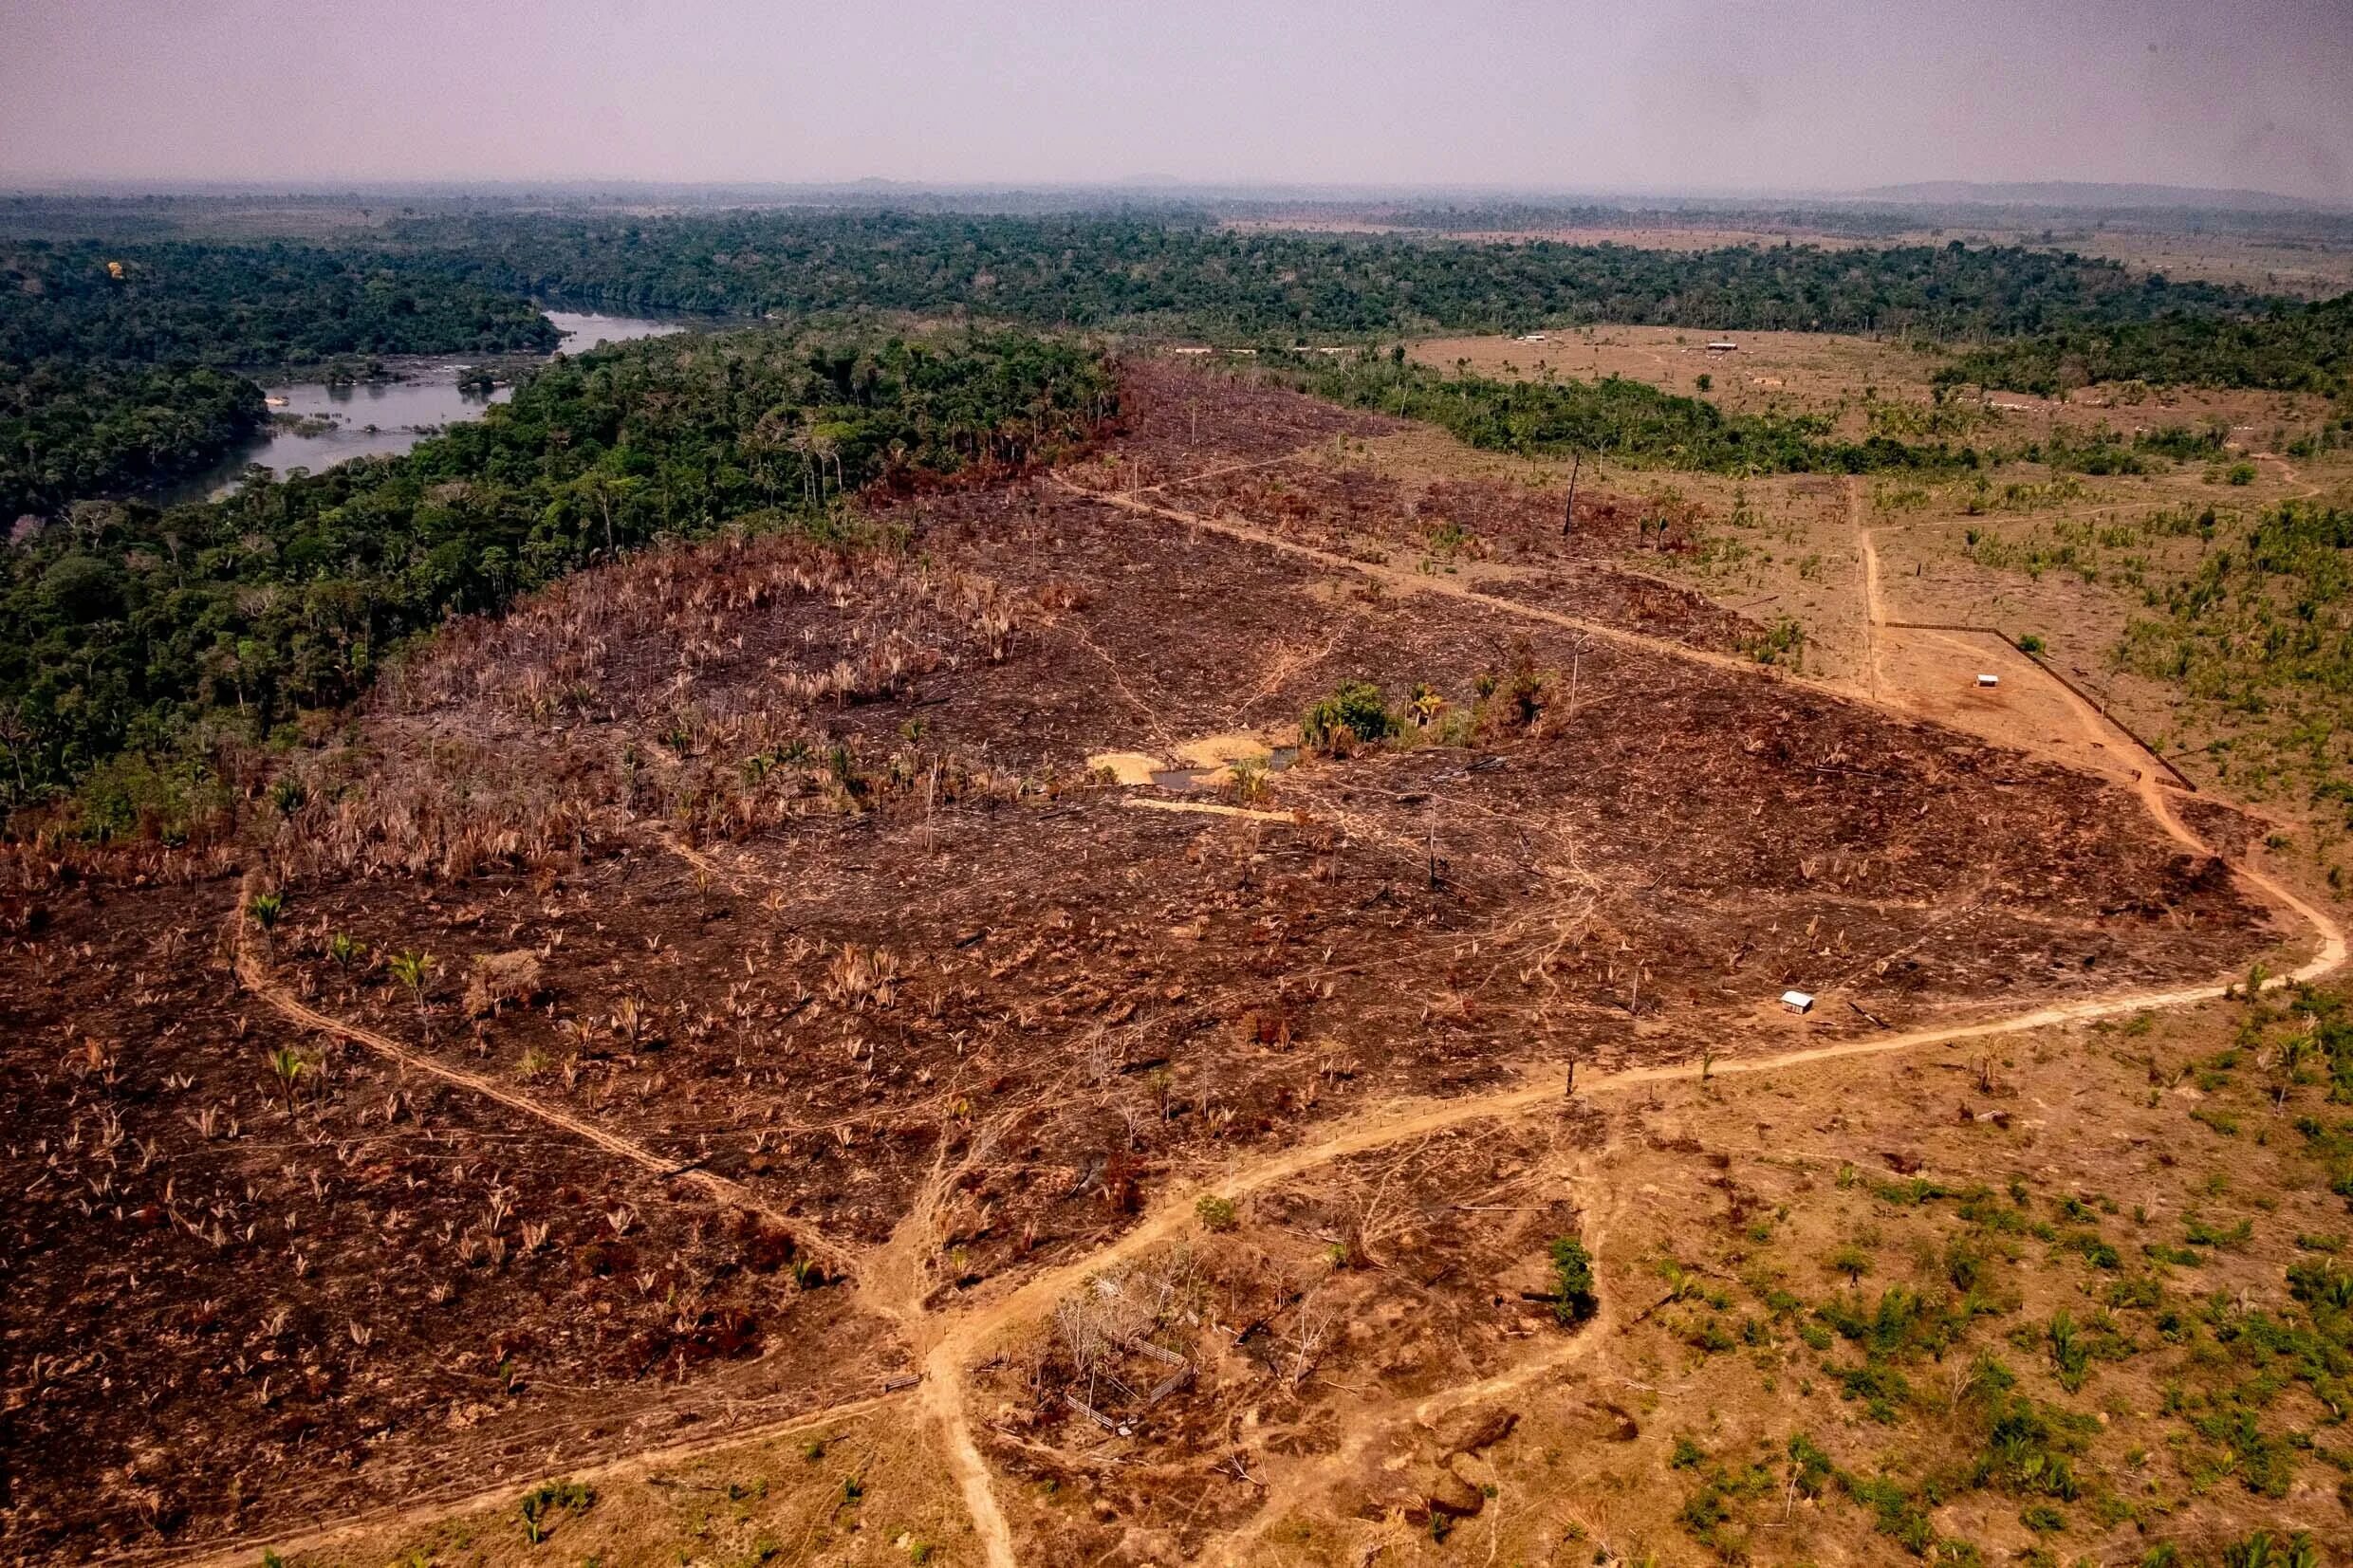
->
2, 358, 2339, 1568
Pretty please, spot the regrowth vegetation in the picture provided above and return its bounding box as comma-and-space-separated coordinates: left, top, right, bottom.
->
2113, 500, 2353, 802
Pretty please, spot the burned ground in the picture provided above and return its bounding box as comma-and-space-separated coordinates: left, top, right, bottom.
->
0, 880, 891, 1562
0, 360, 2300, 1563
1081, 360, 1399, 487
1150, 452, 1684, 570
968, 1114, 1597, 1561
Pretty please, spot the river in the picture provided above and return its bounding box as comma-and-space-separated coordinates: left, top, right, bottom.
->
147, 308, 689, 506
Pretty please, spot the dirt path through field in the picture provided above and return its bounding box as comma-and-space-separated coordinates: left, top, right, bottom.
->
918, 877, 2341, 1568
940, 886, 2344, 1379
1052, 475, 1779, 687
1856, 489, 2164, 787
157, 1391, 910, 1568
2257, 451, 2325, 502
1121, 796, 1294, 823
1132, 447, 1315, 496
1197, 1162, 1622, 1565
230, 942, 865, 1282
1854, 479, 1882, 699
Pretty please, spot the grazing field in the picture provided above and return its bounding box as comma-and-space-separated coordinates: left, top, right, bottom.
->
3, 360, 2344, 1568
1400, 330, 2353, 807
1408, 327, 2335, 440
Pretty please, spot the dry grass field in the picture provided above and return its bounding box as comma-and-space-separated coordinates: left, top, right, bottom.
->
1401, 329, 2353, 805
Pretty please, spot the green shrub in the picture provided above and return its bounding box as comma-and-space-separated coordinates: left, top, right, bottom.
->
1300, 680, 1399, 752
1195, 1194, 1238, 1233
1741, 615, 1807, 669
1839, 1471, 1936, 1555
2222, 1531, 2320, 1568
518, 1479, 594, 1544
1835, 1360, 1913, 1423
1548, 1236, 1599, 1324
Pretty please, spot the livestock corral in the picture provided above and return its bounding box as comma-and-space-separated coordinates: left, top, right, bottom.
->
2, 361, 2326, 1567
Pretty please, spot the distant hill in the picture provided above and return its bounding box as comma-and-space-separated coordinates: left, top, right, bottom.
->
1855, 180, 2324, 213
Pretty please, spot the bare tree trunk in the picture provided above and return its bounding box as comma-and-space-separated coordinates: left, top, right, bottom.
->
1562, 451, 1582, 537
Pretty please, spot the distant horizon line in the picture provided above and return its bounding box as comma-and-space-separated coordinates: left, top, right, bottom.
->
0, 175, 2342, 214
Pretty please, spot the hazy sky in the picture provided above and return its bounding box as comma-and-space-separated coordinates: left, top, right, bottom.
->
5, 0, 2351, 202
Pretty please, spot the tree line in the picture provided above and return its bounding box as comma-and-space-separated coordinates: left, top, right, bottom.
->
0, 326, 1112, 822
1285, 349, 1976, 474
1935, 293, 2353, 397
395, 207, 2346, 396
9, 212, 2341, 525
392, 210, 2265, 341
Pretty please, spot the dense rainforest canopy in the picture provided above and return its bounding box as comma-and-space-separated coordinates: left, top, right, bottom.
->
2, 360, 264, 528
1934, 292, 2353, 396
0, 325, 1111, 820
402, 209, 2353, 395
0, 241, 556, 368
0, 240, 557, 518
395, 210, 2267, 341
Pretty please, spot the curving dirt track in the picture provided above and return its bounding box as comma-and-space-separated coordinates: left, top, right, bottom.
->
231, 946, 867, 1284
913, 822, 2339, 1568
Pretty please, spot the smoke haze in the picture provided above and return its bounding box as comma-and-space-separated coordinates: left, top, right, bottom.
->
3, 0, 2350, 203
